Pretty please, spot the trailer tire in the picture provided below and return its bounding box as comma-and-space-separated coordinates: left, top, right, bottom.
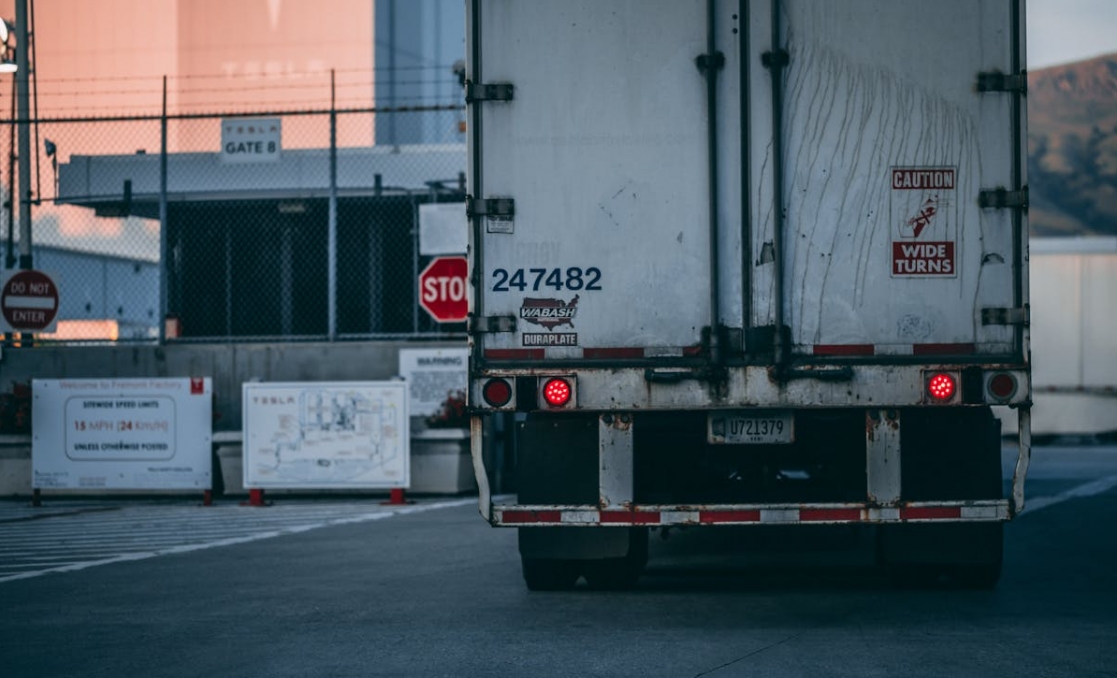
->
581, 528, 649, 591
884, 564, 939, 589
950, 561, 1003, 590
880, 522, 1003, 589
886, 554, 1002, 590
521, 558, 580, 591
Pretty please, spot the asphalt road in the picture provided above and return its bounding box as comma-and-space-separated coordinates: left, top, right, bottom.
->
2, 443, 1116, 678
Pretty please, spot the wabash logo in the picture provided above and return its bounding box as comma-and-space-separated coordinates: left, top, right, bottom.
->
520, 295, 579, 330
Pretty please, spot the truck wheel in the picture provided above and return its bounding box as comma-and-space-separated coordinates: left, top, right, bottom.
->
949, 562, 1002, 589
581, 559, 643, 590
883, 564, 940, 589
879, 522, 1003, 589
949, 522, 1004, 589
521, 558, 580, 591
581, 528, 649, 591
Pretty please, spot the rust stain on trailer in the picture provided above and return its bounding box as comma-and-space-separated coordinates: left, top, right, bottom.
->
865, 410, 880, 441
865, 410, 900, 442
885, 409, 900, 431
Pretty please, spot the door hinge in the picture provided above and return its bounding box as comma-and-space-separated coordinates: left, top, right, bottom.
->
467, 196, 515, 234
982, 306, 1029, 326
979, 187, 1029, 210
761, 49, 790, 71
466, 196, 515, 218
464, 81, 514, 103
975, 70, 1027, 94
470, 315, 516, 334
696, 51, 725, 73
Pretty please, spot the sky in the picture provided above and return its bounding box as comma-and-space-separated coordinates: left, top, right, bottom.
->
1028, 0, 1117, 68
0, 0, 1112, 74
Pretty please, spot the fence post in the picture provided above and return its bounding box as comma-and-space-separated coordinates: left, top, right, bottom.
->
159, 75, 169, 344
15, 0, 31, 273
412, 193, 420, 334
328, 70, 338, 341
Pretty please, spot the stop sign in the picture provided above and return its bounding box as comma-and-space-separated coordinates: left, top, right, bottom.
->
1, 270, 59, 333
419, 256, 468, 323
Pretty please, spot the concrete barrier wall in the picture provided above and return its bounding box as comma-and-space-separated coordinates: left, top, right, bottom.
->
0, 340, 464, 432
0, 340, 475, 497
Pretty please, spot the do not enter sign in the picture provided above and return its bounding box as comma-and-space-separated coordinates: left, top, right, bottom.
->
1, 270, 60, 333
419, 256, 468, 323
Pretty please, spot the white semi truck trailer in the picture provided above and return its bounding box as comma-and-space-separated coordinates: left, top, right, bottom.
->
464, 0, 1031, 590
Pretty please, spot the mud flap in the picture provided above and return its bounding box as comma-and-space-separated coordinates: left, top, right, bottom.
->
519, 526, 635, 560
519, 527, 649, 591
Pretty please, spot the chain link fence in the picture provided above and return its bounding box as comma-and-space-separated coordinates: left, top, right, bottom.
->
1, 102, 468, 343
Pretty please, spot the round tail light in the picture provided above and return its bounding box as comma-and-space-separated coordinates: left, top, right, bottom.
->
927, 373, 956, 401
988, 373, 1017, 400
482, 378, 513, 408
542, 378, 572, 407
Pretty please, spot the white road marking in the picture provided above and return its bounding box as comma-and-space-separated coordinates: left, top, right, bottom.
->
1019, 474, 1117, 516
0, 498, 475, 584
3, 476, 1116, 585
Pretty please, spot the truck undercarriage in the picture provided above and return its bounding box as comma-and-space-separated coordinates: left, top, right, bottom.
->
471, 394, 1030, 590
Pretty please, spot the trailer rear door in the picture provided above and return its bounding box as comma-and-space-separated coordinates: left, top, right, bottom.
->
469, 0, 731, 362
469, 0, 1026, 365
749, 0, 1026, 359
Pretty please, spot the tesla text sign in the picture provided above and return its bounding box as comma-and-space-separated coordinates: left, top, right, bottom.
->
242, 381, 409, 489
221, 118, 281, 163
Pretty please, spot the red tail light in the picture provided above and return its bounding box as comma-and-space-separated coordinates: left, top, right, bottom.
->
927, 373, 956, 401
482, 378, 513, 408
542, 378, 572, 407
987, 372, 1018, 401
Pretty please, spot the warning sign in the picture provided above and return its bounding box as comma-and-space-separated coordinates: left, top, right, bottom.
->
892, 241, 955, 275
890, 167, 957, 277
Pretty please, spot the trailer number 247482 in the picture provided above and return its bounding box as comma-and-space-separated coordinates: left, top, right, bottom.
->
491, 267, 602, 292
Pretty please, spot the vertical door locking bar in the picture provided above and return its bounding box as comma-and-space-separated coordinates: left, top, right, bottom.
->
762, 0, 790, 374
697, 0, 725, 366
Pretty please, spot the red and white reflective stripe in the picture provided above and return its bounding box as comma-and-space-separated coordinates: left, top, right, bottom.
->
582, 347, 646, 360
485, 348, 546, 360
811, 343, 977, 357
494, 501, 1008, 526
486, 344, 978, 360
484, 346, 702, 361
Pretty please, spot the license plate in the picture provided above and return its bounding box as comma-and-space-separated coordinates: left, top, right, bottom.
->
708, 412, 794, 444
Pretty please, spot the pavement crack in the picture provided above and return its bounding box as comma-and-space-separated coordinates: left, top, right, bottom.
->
692, 632, 802, 677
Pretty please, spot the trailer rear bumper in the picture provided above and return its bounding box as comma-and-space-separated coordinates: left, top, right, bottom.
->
489, 500, 1009, 527
470, 404, 1033, 526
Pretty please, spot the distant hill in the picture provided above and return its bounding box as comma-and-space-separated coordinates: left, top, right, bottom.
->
1029, 54, 1117, 236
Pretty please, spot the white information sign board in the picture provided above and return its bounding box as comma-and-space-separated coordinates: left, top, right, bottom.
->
32, 378, 213, 490
243, 381, 409, 489
398, 347, 468, 420
418, 202, 467, 255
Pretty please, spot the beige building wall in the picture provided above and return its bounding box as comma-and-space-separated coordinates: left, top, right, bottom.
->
0, 0, 373, 148
0, 0, 373, 254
